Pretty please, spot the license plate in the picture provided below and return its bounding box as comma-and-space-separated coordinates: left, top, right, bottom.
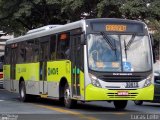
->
117, 91, 128, 96
126, 82, 138, 88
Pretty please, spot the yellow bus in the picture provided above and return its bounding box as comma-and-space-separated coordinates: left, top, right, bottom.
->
3, 18, 154, 109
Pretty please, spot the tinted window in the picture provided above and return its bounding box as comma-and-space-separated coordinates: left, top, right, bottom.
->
57, 33, 70, 59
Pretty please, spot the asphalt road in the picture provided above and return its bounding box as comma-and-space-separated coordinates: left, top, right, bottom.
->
0, 87, 160, 120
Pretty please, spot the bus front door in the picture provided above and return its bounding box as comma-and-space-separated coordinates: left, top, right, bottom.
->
71, 35, 83, 97
39, 40, 49, 95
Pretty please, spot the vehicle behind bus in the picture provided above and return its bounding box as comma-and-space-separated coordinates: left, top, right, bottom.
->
134, 60, 160, 105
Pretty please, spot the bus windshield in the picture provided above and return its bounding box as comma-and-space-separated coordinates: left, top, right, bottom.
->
87, 33, 152, 72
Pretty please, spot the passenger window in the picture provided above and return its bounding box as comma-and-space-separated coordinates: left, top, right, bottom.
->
50, 35, 56, 60
57, 33, 70, 59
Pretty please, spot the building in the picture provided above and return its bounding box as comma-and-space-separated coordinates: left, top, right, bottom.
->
0, 31, 14, 58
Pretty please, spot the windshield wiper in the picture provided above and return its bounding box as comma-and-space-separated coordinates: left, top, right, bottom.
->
100, 32, 116, 50
125, 34, 136, 50
124, 34, 136, 60
124, 40, 128, 59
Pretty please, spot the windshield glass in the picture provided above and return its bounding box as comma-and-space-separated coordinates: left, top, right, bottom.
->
87, 33, 152, 72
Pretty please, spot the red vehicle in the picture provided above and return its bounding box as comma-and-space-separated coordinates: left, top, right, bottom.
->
0, 72, 3, 79
0, 62, 3, 79
0, 56, 4, 82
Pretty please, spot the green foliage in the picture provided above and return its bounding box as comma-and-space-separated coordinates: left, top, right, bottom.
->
0, 0, 159, 40
149, 20, 160, 42
97, 0, 123, 18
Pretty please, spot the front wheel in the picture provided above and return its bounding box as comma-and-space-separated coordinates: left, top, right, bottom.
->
134, 100, 143, 105
113, 100, 128, 110
64, 83, 77, 108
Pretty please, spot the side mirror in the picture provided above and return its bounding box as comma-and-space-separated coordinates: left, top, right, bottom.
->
153, 49, 156, 63
149, 34, 156, 63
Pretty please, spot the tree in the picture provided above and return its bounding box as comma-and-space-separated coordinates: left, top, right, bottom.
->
96, 0, 124, 18
120, 0, 160, 59
0, 0, 64, 35
0, 0, 160, 39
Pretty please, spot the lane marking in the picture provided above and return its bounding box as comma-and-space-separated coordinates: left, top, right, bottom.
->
36, 104, 98, 120
113, 112, 127, 115
0, 100, 4, 101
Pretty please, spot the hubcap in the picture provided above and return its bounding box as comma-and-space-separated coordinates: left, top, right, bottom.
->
64, 88, 70, 104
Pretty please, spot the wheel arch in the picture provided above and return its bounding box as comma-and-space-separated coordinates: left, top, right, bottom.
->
59, 77, 68, 99
19, 77, 24, 89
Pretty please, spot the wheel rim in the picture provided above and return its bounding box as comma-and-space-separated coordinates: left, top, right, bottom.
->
64, 87, 70, 105
20, 87, 25, 98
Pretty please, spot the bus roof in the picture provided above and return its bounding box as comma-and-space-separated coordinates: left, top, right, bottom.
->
6, 18, 146, 45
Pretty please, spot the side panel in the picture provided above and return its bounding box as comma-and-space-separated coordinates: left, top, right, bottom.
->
16, 63, 40, 95
79, 71, 85, 99
47, 81, 59, 97
47, 60, 71, 82
47, 60, 71, 97
3, 65, 10, 80
16, 63, 40, 81
25, 81, 40, 95
13, 80, 19, 93
3, 65, 11, 91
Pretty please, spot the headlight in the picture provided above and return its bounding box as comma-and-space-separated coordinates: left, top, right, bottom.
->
89, 73, 102, 88
143, 75, 152, 87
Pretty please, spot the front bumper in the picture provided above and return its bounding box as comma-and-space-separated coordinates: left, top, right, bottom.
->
85, 84, 154, 101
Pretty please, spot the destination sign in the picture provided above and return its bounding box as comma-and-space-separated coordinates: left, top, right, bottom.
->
106, 24, 127, 32
91, 22, 144, 33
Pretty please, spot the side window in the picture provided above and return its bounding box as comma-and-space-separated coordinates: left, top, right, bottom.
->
39, 36, 50, 61
18, 42, 26, 63
11, 43, 18, 64
17, 42, 25, 63
4, 45, 11, 64
75, 36, 82, 68
34, 39, 39, 62
57, 33, 70, 59
26, 40, 34, 62
50, 35, 56, 60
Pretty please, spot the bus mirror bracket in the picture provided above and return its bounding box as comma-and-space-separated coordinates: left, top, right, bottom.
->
81, 33, 86, 45
150, 34, 154, 46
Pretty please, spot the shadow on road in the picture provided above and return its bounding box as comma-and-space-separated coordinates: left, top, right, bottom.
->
2, 89, 157, 113
18, 96, 138, 113
141, 103, 160, 108
0, 84, 3, 89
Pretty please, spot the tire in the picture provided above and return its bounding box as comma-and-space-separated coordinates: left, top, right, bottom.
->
113, 100, 128, 110
19, 81, 28, 102
64, 83, 77, 108
134, 100, 143, 105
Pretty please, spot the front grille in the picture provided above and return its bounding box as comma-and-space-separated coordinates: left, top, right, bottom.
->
107, 92, 138, 98
99, 75, 144, 82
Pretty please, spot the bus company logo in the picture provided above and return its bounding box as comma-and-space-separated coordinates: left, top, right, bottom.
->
48, 68, 58, 75
17, 67, 26, 73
